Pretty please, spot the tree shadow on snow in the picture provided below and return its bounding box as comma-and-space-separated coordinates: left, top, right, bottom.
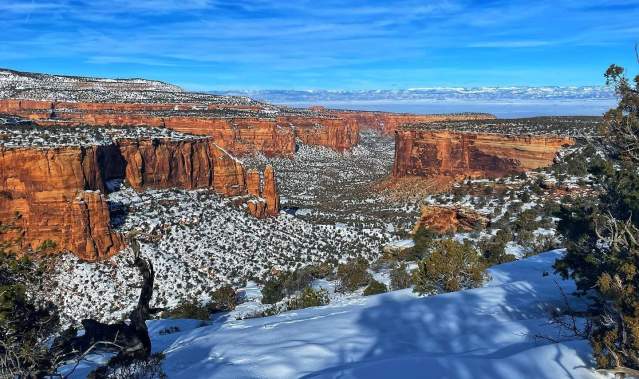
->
302, 281, 594, 379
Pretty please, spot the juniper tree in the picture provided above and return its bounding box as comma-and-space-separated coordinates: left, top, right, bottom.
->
554, 60, 639, 370
413, 239, 486, 295
0, 252, 59, 377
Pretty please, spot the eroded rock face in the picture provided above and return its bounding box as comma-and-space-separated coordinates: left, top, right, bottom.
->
0, 146, 123, 260
333, 111, 496, 135
0, 137, 280, 260
112, 138, 248, 195
413, 205, 488, 234
244, 164, 280, 218
0, 100, 363, 155
263, 165, 280, 216
393, 130, 575, 180
277, 115, 360, 152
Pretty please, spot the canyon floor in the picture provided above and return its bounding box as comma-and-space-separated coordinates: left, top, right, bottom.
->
39, 123, 596, 326
44, 131, 408, 324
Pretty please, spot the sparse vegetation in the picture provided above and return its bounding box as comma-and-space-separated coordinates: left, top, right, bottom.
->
163, 300, 211, 320
413, 239, 487, 295
211, 285, 237, 312
390, 263, 412, 290
336, 258, 371, 293
363, 279, 388, 296
287, 287, 330, 310
261, 277, 286, 305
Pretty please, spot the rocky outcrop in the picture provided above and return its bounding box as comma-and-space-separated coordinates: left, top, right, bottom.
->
109, 138, 248, 195
413, 205, 488, 234
332, 111, 496, 135
244, 165, 280, 218
263, 165, 280, 216
0, 137, 280, 260
393, 130, 575, 180
0, 146, 123, 260
277, 115, 360, 151
35, 110, 297, 157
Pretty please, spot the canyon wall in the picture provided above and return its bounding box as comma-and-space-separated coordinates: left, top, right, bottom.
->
0, 137, 280, 260
0, 146, 124, 260
15, 109, 297, 157
100, 138, 249, 196
277, 115, 360, 152
0, 100, 361, 155
331, 111, 496, 135
393, 130, 575, 180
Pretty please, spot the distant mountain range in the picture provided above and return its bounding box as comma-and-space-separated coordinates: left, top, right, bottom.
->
212, 87, 616, 103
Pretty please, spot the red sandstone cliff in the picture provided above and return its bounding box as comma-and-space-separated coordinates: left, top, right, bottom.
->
0, 100, 361, 155
332, 111, 496, 135
112, 138, 248, 195
244, 165, 280, 218
392, 130, 575, 180
0, 146, 123, 260
0, 137, 280, 260
277, 115, 360, 152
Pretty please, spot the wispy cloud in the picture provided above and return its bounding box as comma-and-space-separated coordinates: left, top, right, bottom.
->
468, 40, 555, 48
0, 0, 637, 89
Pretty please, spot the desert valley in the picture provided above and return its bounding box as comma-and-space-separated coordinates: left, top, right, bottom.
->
2, 2, 639, 376
0, 65, 622, 378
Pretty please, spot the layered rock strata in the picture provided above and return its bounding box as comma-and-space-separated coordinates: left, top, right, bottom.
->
244, 165, 280, 219
328, 110, 496, 135
0, 136, 279, 260
393, 130, 575, 180
0, 100, 362, 155
0, 146, 124, 260
277, 115, 360, 152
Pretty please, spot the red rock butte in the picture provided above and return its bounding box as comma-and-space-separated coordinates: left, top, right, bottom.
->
393, 128, 576, 181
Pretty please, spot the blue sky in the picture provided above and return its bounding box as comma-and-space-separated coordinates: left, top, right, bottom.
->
1, 0, 638, 90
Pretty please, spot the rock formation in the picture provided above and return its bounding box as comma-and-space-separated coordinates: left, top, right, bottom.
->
107, 138, 248, 195
393, 130, 575, 180
244, 165, 280, 218
332, 111, 496, 135
413, 205, 488, 234
263, 165, 280, 216
0, 100, 363, 155
277, 115, 360, 151
0, 146, 123, 260
0, 136, 280, 260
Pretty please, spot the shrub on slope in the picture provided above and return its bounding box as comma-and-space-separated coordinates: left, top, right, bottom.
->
413, 239, 487, 295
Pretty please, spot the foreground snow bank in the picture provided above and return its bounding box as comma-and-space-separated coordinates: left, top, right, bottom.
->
145, 250, 599, 379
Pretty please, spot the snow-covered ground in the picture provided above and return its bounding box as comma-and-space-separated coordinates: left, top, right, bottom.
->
42, 131, 594, 325
64, 250, 601, 379
244, 130, 421, 229
46, 187, 392, 325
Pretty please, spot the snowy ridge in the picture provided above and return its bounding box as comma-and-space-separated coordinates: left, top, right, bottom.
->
0, 68, 183, 93
65, 250, 599, 378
